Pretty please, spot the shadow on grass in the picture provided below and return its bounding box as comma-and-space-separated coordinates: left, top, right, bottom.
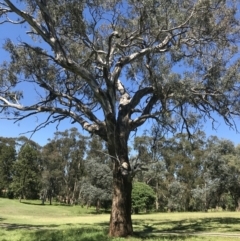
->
21, 201, 75, 207
0, 221, 111, 241
133, 217, 240, 239
20, 201, 111, 214
21, 201, 44, 206
21, 224, 110, 241
0, 223, 58, 231
2, 216, 240, 240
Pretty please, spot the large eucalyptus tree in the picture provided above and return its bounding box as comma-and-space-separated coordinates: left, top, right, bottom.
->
1, 0, 240, 237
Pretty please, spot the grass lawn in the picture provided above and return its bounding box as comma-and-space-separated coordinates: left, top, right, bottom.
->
0, 198, 240, 241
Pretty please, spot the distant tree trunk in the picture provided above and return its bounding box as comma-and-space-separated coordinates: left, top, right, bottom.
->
235, 198, 240, 211
185, 196, 190, 211
155, 181, 159, 211
72, 183, 76, 205
41, 196, 45, 205
108, 127, 133, 237
19, 189, 24, 203
96, 199, 100, 213
49, 192, 52, 205
134, 207, 139, 214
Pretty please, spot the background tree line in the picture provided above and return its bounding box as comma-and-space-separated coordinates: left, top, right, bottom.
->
1, 127, 240, 213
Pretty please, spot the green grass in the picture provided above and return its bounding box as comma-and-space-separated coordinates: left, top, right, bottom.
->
0, 198, 240, 241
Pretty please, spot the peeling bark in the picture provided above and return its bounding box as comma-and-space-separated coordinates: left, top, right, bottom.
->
109, 168, 133, 237
108, 141, 133, 237
106, 113, 133, 237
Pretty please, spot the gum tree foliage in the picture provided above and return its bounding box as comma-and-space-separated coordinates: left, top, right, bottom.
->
190, 137, 238, 211
202, 137, 240, 210
79, 159, 113, 211
167, 181, 186, 211
41, 141, 62, 205
132, 135, 158, 181
133, 130, 210, 212
169, 132, 206, 211
0, 0, 240, 237
132, 132, 167, 211
86, 135, 109, 164
79, 135, 112, 210
230, 144, 240, 210
41, 128, 87, 204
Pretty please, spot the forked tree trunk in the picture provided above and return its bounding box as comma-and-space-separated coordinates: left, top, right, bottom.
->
108, 131, 133, 237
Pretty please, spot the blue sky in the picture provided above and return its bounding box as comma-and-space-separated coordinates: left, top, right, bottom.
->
0, 4, 240, 147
